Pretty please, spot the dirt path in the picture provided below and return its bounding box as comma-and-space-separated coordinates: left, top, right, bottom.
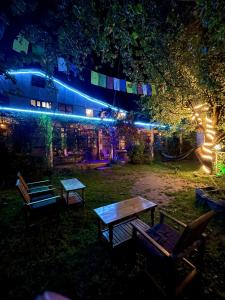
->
131, 173, 199, 206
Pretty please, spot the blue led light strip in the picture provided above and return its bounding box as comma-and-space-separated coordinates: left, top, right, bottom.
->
0, 106, 166, 128
8, 69, 126, 113
0, 106, 114, 122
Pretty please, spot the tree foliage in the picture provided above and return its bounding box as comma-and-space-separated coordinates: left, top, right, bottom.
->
0, 0, 225, 133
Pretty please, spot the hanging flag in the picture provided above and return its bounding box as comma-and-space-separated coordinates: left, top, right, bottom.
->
151, 84, 157, 96
107, 76, 114, 89
91, 71, 99, 85
69, 63, 78, 77
99, 73, 107, 88
13, 34, 29, 54
32, 44, 44, 56
142, 84, 147, 95
137, 84, 143, 95
126, 81, 133, 93
120, 79, 126, 92
147, 84, 152, 96
57, 57, 67, 72
132, 84, 137, 94
114, 78, 120, 91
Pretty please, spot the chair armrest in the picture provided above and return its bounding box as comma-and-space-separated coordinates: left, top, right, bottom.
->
131, 221, 171, 257
159, 210, 187, 228
26, 195, 61, 206
28, 188, 55, 196
27, 180, 50, 186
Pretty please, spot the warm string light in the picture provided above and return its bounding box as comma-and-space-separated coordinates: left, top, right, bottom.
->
193, 103, 215, 174
202, 165, 211, 174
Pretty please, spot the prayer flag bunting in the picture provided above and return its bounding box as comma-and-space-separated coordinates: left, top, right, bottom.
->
120, 79, 126, 92
126, 81, 133, 93
151, 84, 157, 96
69, 63, 78, 77
147, 84, 152, 96
32, 44, 44, 56
99, 73, 107, 88
142, 84, 148, 95
13, 34, 29, 54
91, 71, 99, 85
114, 78, 120, 91
137, 84, 143, 95
107, 76, 114, 89
57, 57, 67, 72
132, 84, 137, 94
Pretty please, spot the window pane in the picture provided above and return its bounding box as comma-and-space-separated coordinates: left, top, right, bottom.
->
46, 102, 51, 109
86, 109, 93, 117
30, 99, 36, 107
42, 102, 46, 108
37, 101, 41, 107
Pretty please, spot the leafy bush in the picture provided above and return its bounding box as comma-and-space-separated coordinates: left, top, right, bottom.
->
128, 143, 145, 164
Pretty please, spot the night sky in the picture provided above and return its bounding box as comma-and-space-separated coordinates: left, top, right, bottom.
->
0, 0, 142, 114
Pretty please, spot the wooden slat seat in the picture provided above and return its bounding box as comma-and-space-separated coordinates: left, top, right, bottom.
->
17, 172, 53, 195
132, 210, 216, 297
16, 179, 61, 227
102, 218, 151, 247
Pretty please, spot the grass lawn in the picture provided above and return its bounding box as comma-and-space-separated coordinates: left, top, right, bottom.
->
1, 160, 225, 300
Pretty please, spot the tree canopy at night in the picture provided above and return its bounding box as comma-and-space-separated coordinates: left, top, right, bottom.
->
0, 0, 225, 129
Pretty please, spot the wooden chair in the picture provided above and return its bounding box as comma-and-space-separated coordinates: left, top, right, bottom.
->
17, 171, 53, 194
16, 179, 61, 227
131, 210, 216, 298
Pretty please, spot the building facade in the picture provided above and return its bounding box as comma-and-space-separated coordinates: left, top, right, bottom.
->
0, 69, 163, 166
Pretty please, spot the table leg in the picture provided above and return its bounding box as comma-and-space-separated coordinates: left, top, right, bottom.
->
109, 224, 113, 248
151, 208, 155, 226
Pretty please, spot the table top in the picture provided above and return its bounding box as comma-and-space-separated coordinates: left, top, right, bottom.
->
60, 178, 86, 192
93, 196, 157, 225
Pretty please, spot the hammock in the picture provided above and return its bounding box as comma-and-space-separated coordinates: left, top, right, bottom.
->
160, 148, 195, 161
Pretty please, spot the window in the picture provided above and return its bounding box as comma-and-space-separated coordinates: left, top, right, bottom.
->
58, 103, 73, 113
86, 109, 93, 117
31, 75, 46, 88
116, 112, 126, 120
30, 99, 36, 107
30, 99, 52, 109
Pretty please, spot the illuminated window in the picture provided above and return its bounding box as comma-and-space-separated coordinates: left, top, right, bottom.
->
119, 136, 126, 149
117, 112, 126, 120
86, 109, 93, 117
30, 99, 52, 109
58, 103, 73, 113
30, 99, 36, 107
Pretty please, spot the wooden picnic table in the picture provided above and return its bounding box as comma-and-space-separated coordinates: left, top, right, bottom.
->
93, 196, 157, 248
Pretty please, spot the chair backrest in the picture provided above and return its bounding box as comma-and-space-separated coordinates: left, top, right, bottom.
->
17, 172, 28, 190
173, 210, 216, 255
16, 179, 31, 204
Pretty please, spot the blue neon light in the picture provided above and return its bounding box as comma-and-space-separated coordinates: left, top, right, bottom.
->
0, 106, 166, 128
0, 106, 114, 123
8, 69, 126, 113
